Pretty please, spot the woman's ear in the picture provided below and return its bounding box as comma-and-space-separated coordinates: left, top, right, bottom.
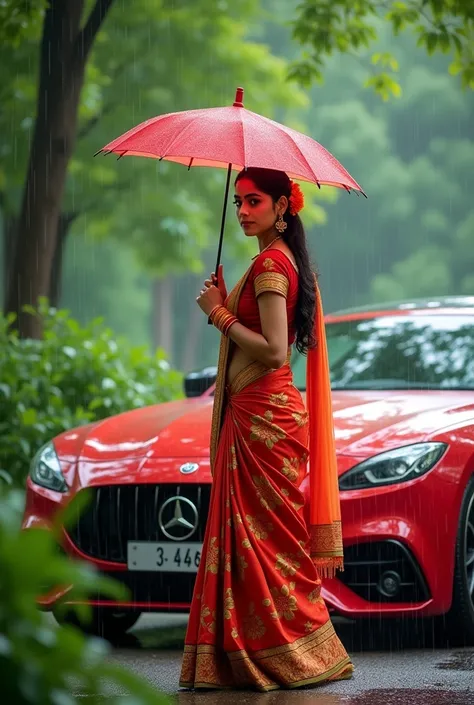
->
277, 195, 289, 215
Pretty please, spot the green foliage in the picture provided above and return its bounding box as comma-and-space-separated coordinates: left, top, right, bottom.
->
254, 5, 474, 316
0, 0, 46, 46
0, 486, 170, 704
0, 0, 310, 285
292, 0, 474, 95
0, 300, 182, 485
60, 237, 152, 347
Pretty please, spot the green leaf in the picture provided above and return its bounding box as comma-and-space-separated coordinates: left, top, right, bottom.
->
21, 408, 38, 426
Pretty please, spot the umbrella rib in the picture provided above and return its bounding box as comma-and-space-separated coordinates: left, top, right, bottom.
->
257, 113, 365, 194
159, 114, 204, 160
260, 116, 322, 187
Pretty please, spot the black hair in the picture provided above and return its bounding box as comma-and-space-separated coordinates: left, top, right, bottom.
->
235, 167, 317, 354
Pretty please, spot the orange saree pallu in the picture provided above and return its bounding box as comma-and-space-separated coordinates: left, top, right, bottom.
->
180, 253, 353, 691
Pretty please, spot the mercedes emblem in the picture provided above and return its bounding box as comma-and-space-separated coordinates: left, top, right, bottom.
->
158, 496, 199, 541
180, 462, 199, 475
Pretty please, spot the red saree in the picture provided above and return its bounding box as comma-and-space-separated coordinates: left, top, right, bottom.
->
179, 250, 353, 691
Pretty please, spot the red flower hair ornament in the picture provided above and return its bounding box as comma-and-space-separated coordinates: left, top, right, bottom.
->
288, 181, 305, 216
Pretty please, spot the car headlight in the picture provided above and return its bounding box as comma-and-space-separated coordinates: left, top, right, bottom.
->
339, 442, 447, 490
30, 442, 68, 493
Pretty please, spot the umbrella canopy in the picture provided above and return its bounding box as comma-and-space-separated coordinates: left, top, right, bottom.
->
98, 87, 365, 195
97, 88, 365, 289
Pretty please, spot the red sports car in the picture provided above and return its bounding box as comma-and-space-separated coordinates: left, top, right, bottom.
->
22, 297, 474, 641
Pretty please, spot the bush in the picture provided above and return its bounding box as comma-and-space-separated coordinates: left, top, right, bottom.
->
0, 485, 171, 704
0, 300, 183, 486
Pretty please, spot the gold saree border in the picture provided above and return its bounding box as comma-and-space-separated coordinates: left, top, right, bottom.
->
229, 349, 292, 397
229, 360, 272, 396
179, 620, 353, 691
209, 266, 253, 472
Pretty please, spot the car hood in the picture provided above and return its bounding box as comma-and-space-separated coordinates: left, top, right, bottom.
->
330, 390, 474, 456
55, 390, 474, 486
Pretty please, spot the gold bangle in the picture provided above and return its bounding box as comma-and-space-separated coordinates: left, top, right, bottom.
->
210, 305, 238, 336
208, 304, 221, 319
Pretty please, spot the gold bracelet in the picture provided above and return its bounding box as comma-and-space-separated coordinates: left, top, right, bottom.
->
210, 305, 238, 336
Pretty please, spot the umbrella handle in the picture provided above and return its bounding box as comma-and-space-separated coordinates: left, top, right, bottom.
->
208, 162, 233, 325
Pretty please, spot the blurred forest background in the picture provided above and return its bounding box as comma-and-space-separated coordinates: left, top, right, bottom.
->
1, 0, 473, 373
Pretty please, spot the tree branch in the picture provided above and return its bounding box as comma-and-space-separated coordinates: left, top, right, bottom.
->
72, 0, 115, 67
77, 55, 130, 140
78, 102, 114, 140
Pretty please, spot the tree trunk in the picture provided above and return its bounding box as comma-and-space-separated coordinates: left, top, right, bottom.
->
5, 0, 114, 338
152, 277, 174, 360
49, 213, 77, 308
2, 214, 17, 306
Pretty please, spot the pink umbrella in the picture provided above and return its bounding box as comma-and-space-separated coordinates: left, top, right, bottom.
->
97, 87, 366, 271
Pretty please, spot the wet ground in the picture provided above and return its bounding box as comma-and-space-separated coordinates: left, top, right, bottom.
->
95, 613, 474, 704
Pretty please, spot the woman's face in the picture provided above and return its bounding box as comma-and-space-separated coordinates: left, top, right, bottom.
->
234, 178, 281, 237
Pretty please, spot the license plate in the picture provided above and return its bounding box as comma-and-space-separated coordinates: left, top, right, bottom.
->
127, 541, 202, 573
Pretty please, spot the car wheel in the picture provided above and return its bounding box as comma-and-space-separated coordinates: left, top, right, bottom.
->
449, 475, 474, 644
56, 608, 141, 640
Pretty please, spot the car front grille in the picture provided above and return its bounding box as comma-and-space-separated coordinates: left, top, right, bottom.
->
92, 570, 197, 606
67, 484, 210, 564
338, 539, 430, 603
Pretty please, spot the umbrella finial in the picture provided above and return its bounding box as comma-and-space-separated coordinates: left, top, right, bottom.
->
233, 87, 244, 107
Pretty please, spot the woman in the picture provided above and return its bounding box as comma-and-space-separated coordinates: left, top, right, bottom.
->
179, 167, 353, 691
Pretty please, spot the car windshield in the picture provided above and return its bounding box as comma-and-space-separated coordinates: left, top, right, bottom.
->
292, 313, 474, 391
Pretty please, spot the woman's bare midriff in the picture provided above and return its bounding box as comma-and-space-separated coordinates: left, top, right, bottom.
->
227, 346, 263, 386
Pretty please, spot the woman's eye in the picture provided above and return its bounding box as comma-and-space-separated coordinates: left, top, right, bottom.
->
250, 199, 259, 206
233, 200, 241, 207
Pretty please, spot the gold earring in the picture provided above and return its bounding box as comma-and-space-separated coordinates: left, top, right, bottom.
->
275, 213, 287, 233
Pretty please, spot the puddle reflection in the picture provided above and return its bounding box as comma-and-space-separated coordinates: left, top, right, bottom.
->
175, 688, 472, 705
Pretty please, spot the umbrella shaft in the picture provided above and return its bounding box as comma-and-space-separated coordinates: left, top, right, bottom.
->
208, 162, 232, 326
214, 162, 233, 279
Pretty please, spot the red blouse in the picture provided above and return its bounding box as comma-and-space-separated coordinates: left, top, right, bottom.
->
235, 248, 299, 345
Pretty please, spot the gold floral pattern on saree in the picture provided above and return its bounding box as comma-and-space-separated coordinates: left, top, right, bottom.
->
242, 538, 253, 550
252, 475, 284, 511
243, 602, 266, 640
246, 514, 274, 540
282, 457, 299, 482
263, 257, 275, 271
307, 584, 323, 604
224, 553, 231, 573
205, 537, 219, 574
250, 410, 286, 449
305, 621, 314, 633
229, 445, 237, 471
275, 552, 301, 577
199, 604, 216, 634
267, 582, 298, 621
238, 553, 248, 580
269, 392, 289, 406
224, 588, 235, 619
292, 411, 309, 427
231, 626, 239, 640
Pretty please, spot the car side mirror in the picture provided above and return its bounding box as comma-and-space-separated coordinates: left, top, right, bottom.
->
184, 367, 218, 397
